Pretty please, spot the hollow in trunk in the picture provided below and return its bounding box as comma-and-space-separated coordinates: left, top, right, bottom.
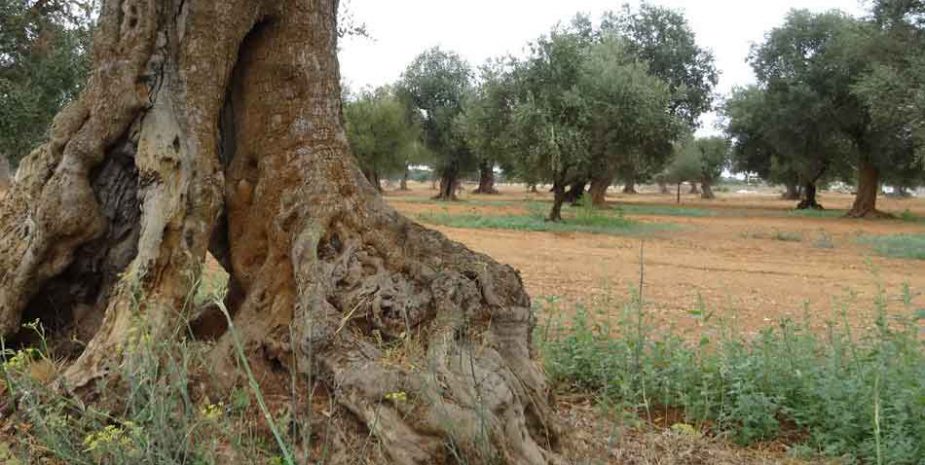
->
0, 1, 560, 463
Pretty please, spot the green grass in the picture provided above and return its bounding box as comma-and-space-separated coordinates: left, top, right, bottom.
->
616, 204, 715, 218
416, 207, 676, 237
786, 209, 845, 219
860, 234, 925, 260
537, 288, 925, 464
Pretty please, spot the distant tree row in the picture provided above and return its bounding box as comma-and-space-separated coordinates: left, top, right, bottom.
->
344, 5, 719, 221
724, 0, 925, 216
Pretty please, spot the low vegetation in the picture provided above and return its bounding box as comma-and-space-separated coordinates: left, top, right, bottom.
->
861, 234, 925, 260
538, 287, 925, 464
416, 204, 675, 237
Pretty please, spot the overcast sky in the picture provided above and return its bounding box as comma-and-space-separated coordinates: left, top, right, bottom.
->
338, 0, 867, 134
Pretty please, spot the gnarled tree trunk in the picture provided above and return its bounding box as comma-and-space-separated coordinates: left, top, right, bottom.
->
549, 182, 566, 222
796, 182, 824, 210
847, 159, 887, 218
700, 178, 715, 200
688, 182, 700, 195
588, 172, 613, 208
435, 165, 460, 201
473, 160, 498, 194
0, 1, 560, 463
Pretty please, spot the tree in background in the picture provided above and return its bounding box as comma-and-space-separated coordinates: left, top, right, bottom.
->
0, 0, 94, 166
724, 86, 803, 201
849, 0, 925, 206
344, 86, 424, 191
685, 136, 730, 199
742, 10, 860, 210
580, 37, 680, 207
398, 47, 474, 200
747, 7, 924, 216
508, 24, 593, 221
663, 141, 702, 204
457, 59, 516, 194
599, 3, 718, 193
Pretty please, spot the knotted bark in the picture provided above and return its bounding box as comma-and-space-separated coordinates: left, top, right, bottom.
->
0, 1, 560, 463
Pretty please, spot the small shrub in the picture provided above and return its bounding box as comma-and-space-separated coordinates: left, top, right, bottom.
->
771, 229, 802, 242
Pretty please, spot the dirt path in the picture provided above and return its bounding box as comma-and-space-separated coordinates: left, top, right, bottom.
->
388, 183, 925, 337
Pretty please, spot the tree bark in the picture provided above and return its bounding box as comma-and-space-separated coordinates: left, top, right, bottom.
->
676, 183, 682, 204
527, 183, 538, 193
435, 167, 459, 201
549, 182, 566, 222
589, 173, 613, 208
688, 182, 700, 195
847, 159, 888, 218
399, 166, 409, 191
796, 182, 824, 210
363, 168, 383, 192
782, 181, 800, 200
473, 160, 498, 194
700, 178, 715, 200
0, 1, 560, 463
563, 180, 586, 205
621, 179, 636, 195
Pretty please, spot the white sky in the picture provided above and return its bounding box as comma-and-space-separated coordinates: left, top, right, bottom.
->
338, 0, 868, 135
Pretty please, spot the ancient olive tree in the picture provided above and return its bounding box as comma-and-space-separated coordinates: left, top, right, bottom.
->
0, 1, 561, 464
580, 38, 680, 207
398, 48, 475, 201
746, 11, 860, 210
508, 25, 592, 221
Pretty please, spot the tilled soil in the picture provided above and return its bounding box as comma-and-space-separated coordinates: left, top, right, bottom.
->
388, 183, 925, 337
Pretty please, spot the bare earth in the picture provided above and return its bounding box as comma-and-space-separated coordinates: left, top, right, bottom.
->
387, 182, 925, 338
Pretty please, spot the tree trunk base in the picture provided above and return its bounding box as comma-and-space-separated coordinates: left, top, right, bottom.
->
795, 200, 825, 210
845, 208, 893, 219
0, 2, 561, 464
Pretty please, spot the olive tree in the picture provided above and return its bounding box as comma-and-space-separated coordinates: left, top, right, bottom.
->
0, 2, 560, 463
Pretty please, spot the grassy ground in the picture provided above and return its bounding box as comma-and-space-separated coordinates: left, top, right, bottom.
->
416, 203, 677, 237
539, 286, 925, 464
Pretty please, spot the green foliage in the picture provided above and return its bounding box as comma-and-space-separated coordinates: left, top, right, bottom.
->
668, 136, 730, 186
538, 292, 925, 463
860, 234, 925, 260
456, 60, 515, 178
344, 86, 426, 185
508, 23, 593, 190
601, 3, 718, 126
0, 0, 93, 165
